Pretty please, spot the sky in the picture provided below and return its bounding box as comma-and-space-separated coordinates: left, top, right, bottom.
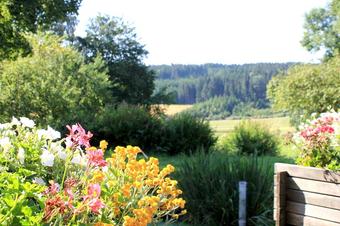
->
75, 0, 329, 65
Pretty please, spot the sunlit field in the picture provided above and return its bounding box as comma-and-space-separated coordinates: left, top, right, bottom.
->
159, 104, 193, 116
210, 116, 294, 137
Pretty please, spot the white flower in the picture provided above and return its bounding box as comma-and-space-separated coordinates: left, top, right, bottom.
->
11, 117, 21, 126
17, 148, 25, 164
32, 177, 46, 186
71, 153, 87, 166
57, 150, 67, 160
37, 126, 61, 140
50, 142, 67, 160
40, 149, 55, 167
0, 137, 11, 151
19, 117, 35, 128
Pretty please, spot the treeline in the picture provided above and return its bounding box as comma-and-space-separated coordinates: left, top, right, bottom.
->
153, 63, 294, 106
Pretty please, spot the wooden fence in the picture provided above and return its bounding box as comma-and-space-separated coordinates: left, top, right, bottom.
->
274, 163, 340, 226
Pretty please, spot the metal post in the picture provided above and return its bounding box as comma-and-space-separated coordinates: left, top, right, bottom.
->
239, 181, 247, 226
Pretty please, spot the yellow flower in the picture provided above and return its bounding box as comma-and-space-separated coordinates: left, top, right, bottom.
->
100, 140, 108, 151
90, 170, 105, 183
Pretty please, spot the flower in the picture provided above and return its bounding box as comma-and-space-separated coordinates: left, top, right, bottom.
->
37, 126, 61, 140
71, 153, 87, 166
33, 177, 46, 186
11, 117, 20, 126
17, 147, 25, 164
40, 149, 55, 167
66, 123, 93, 148
0, 137, 11, 151
19, 117, 35, 128
99, 140, 108, 151
87, 148, 107, 167
88, 198, 105, 213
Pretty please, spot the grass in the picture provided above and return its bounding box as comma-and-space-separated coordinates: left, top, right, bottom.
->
158, 104, 193, 116
210, 116, 294, 137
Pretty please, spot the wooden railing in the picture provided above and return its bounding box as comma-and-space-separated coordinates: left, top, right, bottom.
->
274, 163, 340, 226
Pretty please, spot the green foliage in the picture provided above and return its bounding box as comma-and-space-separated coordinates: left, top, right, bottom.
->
175, 152, 276, 226
162, 113, 217, 155
0, 0, 82, 60
0, 172, 45, 225
74, 15, 155, 105
0, 33, 112, 129
301, 0, 340, 59
184, 96, 238, 119
185, 98, 284, 120
293, 111, 340, 170
153, 63, 293, 105
91, 106, 216, 156
221, 121, 279, 156
267, 56, 340, 125
90, 104, 164, 153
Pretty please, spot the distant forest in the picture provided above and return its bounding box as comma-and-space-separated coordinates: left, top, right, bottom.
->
152, 63, 295, 118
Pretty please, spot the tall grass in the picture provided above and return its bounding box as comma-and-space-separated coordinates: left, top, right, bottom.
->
174, 152, 293, 225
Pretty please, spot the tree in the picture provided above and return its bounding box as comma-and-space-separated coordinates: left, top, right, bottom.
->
0, 33, 112, 129
0, 0, 82, 60
267, 57, 340, 123
74, 15, 155, 104
301, 0, 340, 59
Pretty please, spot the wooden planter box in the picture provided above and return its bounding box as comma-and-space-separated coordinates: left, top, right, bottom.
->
274, 163, 340, 226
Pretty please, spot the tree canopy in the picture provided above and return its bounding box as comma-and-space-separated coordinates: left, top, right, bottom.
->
0, 33, 112, 129
267, 56, 340, 122
74, 15, 155, 104
0, 0, 82, 60
301, 0, 340, 59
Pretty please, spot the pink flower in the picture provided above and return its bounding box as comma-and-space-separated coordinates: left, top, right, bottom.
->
66, 123, 93, 149
83, 184, 105, 214
87, 149, 107, 167
88, 198, 105, 214
87, 183, 101, 198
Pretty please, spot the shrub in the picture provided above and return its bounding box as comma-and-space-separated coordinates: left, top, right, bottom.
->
90, 104, 164, 153
0, 33, 112, 130
222, 121, 278, 155
174, 151, 277, 226
162, 113, 217, 155
293, 111, 340, 170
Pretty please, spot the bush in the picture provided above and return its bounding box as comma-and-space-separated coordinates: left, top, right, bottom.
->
0, 33, 112, 130
162, 113, 217, 155
89, 104, 164, 153
174, 152, 277, 226
221, 121, 278, 155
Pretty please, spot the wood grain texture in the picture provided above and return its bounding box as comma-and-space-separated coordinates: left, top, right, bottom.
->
275, 163, 340, 183
287, 212, 340, 226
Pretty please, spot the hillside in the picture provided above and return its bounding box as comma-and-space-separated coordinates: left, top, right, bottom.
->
152, 63, 295, 119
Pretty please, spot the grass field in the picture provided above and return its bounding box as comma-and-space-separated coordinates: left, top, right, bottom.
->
210, 117, 294, 137
159, 104, 193, 116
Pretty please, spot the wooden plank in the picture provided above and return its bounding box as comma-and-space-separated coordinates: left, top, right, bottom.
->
287, 212, 340, 226
275, 171, 287, 226
275, 163, 340, 183
287, 177, 340, 196
287, 189, 340, 210
286, 201, 340, 223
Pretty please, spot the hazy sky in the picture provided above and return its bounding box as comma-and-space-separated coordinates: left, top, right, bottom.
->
75, 0, 329, 65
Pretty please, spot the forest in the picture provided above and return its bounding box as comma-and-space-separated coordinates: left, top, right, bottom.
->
153, 63, 294, 118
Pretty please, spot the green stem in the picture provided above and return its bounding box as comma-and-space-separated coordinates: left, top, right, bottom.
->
61, 154, 72, 189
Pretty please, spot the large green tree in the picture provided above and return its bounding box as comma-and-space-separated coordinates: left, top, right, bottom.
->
0, 33, 112, 129
267, 57, 340, 122
74, 15, 155, 105
301, 0, 340, 59
0, 0, 82, 60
